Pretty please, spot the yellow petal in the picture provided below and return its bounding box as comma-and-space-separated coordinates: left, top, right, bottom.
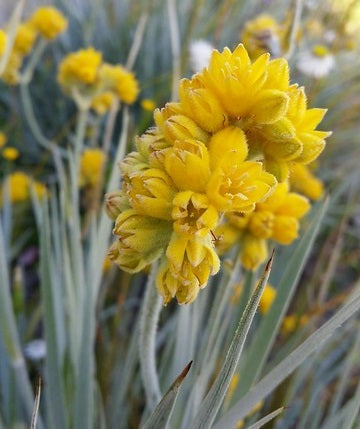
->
250, 90, 289, 124
272, 215, 298, 244
241, 234, 268, 271
277, 193, 310, 218
208, 126, 248, 169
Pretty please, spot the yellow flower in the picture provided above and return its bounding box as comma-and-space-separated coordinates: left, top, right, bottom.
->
257, 182, 310, 244
79, 148, 106, 187
172, 191, 218, 238
289, 163, 324, 200
105, 43, 328, 304
259, 284, 276, 314
234, 182, 310, 270
2, 147, 19, 161
141, 98, 156, 111
241, 14, 283, 58
0, 29, 7, 56
241, 234, 268, 271
91, 91, 115, 115
99, 63, 139, 104
2, 172, 29, 203
29, 6, 67, 40
155, 106, 209, 144
157, 233, 220, 305
1, 172, 47, 206
0, 132, 7, 148
164, 139, 210, 193
207, 158, 277, 213
179, 78, 227, 133
110, 210, 172, 273
1, 52, 22, 85
58, 47, 102, 91
14, 22, 37, 56
124, 168, 176, 220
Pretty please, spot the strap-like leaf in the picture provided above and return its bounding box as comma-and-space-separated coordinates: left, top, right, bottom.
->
189, 251, 275, 429
143, 361, 193, 429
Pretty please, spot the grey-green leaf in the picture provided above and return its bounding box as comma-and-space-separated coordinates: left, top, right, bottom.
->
142, 361, 193, 429
189, 252, 275, 429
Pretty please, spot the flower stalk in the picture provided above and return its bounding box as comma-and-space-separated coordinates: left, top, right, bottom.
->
139, 262, 163, 410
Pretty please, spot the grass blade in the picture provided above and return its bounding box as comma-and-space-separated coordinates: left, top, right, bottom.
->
247, 406, 284, 429
189, 251, 274, 429
213, 284, 360, 428
236, 198, 328, 396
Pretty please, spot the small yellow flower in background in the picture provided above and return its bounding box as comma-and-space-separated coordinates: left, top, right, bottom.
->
0, 133, 7, 148
259, 284, 276, 315
29, 6, 67, 40
1, 52, 22, 85
289, 163, 324, 200
99, 63, 139, 104
107, 43, 329, 304
91, 92, 115, 115
0, 29, 7, 56
79, 148, 106, 187
58, 47, 102, 92
281, 314, 298, 335
141, 98, 156, 112
241, 14, 283, 58
13, 22, 37, 56
3, 172, 29, 203
2, 147, 19, 161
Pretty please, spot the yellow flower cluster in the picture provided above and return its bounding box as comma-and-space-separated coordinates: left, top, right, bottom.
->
57, 48, 139, 110
79, 148, 106, 187
0, 172, 47, 205
0, 6, 67, 85
107, 44, 329, 304
29, 6, 68, 40
218, 182, 310, 270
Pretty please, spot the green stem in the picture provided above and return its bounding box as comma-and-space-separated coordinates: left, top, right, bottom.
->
20, 39, 48, 85
139, 262, 162, 410
285, 0, 303, 60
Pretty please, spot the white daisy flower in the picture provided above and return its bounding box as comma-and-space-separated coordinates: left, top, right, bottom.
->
189, 39, 214, 73
297, 44, 335, 78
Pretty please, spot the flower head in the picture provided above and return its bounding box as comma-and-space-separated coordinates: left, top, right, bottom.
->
2, 147, 19, 161
229, 182, 310, 270
1, 172, 47, 205
80, 148, 106, 187
29, 6, 67, 40
289, 163, 324, 200
106, 43, 328, 304
99, 63, 139, 104
13, 22, 37, 56
91, 91, 115, 115
58, 47, 102, 93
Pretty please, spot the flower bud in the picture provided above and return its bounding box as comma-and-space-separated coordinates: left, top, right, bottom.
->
105, 190, 131, 220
